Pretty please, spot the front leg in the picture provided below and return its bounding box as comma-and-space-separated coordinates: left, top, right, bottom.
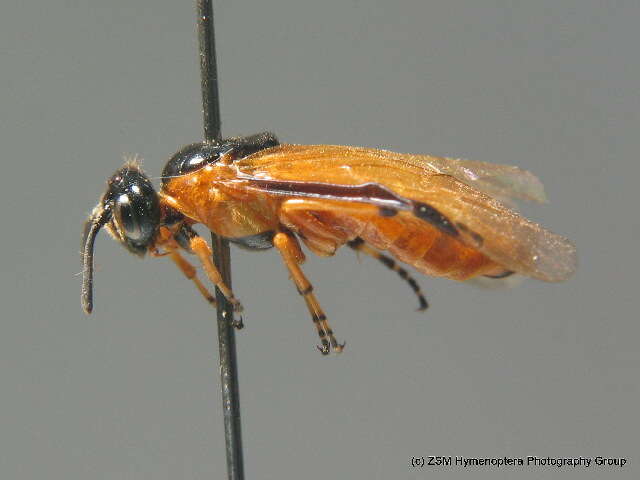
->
273, 231, 344, 355
189, 234, 244, 328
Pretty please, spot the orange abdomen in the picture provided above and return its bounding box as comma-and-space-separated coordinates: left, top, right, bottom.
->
321, 211, 505, 281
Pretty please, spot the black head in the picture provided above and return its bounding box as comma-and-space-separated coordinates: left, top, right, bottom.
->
81, 163, 160, 313
161, 131, 279, 186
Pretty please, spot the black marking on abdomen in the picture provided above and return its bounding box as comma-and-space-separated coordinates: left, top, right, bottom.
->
412, 202, 458, 237
455, 222, 484, 246
484, 270, 515, 279
378, 206, 398, 217
228, 230, 275, 250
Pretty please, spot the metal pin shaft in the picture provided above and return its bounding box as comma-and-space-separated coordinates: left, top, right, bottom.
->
196, 2, 245, 479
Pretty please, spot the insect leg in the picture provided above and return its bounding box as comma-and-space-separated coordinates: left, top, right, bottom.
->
348, 238, 429, 311
279, 199, 355, 257
273, 231, 344, 355
168, 249, 218, 308
189, 235, 244, 326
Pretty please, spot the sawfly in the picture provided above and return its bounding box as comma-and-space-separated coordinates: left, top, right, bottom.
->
82, 132, 576, 354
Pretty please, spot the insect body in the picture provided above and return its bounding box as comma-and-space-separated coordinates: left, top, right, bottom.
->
82, 132, 576, 354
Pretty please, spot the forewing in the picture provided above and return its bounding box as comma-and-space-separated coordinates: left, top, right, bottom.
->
237, 144, 576, 281
238, 144, 547, 203
408, 174, 576, 282
421, 156, 548, 205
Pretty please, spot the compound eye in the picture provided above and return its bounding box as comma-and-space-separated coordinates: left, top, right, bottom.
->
104, 165, 160, 256
115, 194, 145, 242
112, 184, 159, 251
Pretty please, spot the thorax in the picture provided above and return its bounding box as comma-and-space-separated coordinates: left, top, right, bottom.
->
160, 164, 281, 239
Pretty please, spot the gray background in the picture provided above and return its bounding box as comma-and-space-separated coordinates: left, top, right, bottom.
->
1, 1, 638, 479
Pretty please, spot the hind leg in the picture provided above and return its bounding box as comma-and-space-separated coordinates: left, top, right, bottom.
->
273, 231, 344, 355
347, 238, 428, 311
279, 204, 350, 257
